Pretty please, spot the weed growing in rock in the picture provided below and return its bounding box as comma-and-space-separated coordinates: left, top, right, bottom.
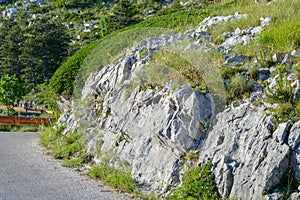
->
166, 160, 220, 200
184, 151, 198, 162
248, 65, 259, 80
150, 51, 207, 90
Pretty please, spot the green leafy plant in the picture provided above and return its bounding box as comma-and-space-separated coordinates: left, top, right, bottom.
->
167, 160, 220, 200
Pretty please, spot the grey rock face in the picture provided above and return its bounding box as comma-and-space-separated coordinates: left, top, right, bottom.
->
198, 104, 299, 200
62, 22, 217, 193
78, 51, 215, 191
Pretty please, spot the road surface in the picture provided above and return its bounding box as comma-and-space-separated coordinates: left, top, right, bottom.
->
0, 132, 132, 200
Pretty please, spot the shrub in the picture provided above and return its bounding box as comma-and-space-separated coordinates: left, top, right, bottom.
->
49, 41, 98, 95
166, 160, 220, 200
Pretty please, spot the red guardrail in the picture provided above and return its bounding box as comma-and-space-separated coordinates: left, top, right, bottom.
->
0, 116, 56, 126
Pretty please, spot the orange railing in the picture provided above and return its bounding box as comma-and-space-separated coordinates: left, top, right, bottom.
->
0, 116, 56, 126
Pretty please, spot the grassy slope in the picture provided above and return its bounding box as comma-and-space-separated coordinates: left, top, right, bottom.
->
49, 8, 211, 95
51, 0, 299, 96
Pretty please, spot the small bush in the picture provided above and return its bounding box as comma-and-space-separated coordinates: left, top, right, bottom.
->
89, 164, 139, 194
166, 160, 220, 200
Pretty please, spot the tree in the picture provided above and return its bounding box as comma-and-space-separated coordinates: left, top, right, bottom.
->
110, 0, 140, 30
0, 19, 24, 80
20, 16, 69, 87
23, 82, 60, 114
0, 75, 25, 115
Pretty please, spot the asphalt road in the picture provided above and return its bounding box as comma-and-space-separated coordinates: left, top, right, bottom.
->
0, 132, 131, 200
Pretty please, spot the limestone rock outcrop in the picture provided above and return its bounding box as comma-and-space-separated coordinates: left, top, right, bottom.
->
199, 103, 300, 200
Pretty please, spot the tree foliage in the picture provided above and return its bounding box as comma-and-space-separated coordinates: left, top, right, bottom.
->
0, 75, 25, 115
23, 83, 60, 113
0, 17, 69, 89
0, 19, 23, 80
49, 40, 98, 95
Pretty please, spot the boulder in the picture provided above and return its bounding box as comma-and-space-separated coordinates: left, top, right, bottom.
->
258, 68, 270, 81
225, 54, 246, 64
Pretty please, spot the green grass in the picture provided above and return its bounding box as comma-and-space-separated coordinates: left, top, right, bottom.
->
210, 0, 300, 56
166, 160, 221, 200
226, 75, 252, 100
89, 164, 139, 194
0, 125, 39, 132
39, 126, 85, 161
61, 157, 85, 168
264, 73, 300, 130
